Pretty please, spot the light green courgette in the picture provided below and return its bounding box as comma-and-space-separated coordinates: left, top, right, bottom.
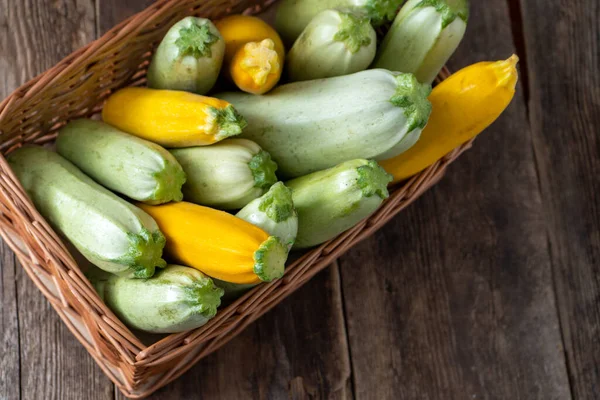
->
147, 17, 225, 94
287, 9, 376, 82
286, 159, 392, 249
373, 0, 469, 84
218, 69, 432, 178
275, 0, 405, 44
171, 139, 278, 210
56, 119, 186, 205
93, 265, 223, 333
8, 146, 166, 278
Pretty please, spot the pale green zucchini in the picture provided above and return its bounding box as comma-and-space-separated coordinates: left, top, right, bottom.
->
275, 0, 405, 43
8, 146, 167, 278
147, 17, 225, 94
373, 0, 469, 84
218, 69, 432, 178
56, 119, 186, 204
236, 182, 298, 250
170, 139, 278, 210
93, 265, 223, 333
286, 159, 392, 249
287, 9, 377, 82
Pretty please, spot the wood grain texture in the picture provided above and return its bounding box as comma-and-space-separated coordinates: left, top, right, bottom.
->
338, 1, 572, 399
97, 2, 353, 399
0, 1, 113, 399
520, 0, 600, 398
0, 5, 21, 397
0, 242, 20, 400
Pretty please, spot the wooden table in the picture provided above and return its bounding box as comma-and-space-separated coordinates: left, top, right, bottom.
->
0, 0, 598, 399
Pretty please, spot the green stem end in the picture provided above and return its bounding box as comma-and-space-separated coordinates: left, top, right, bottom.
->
333, 10, 374, 54
249, 150, 278, 191
258, 182, 296, 223
357, 160, 393, 199
210, 105, 248, 140
253, 236, 287, 282
175, 22, 219, 58
390, 73, 433, 132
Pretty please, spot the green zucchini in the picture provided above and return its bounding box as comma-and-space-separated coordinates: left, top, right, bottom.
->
218, 69, 432, 178
286, 159, 392, 249
236, 182, 298, 250
170, 139, 278, 210
8, 146, 167, 278
275, 0, 405, 44
373, 0, 469, 84
287, 9, 377, 82
93, 265, 223, 333
56, 119, 186, 205
147, 17, 225, 94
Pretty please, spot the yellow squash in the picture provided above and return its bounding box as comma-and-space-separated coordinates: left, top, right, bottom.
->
138, 201, 287, 284
102, 87, 247, 147
215, 15, 285, 95
380, 55, 519, 183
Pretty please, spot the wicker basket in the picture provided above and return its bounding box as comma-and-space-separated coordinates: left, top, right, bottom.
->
0, 0, 472, 397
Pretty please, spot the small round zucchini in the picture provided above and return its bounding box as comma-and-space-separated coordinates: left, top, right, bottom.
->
171, 139, 278, 210
286, 159, 392, 249
147, 17, 225, 94
93, 265, 224, 333
287, 9, 376, 82
56, 119, 186, 205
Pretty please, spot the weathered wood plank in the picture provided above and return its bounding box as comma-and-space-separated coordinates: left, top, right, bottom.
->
0, 5, 22, 398
0, 1, 113, 399
339, 1, 572, 399
97, 2, 352, 398
0, 242, 20, 400
520, 0, 600, 398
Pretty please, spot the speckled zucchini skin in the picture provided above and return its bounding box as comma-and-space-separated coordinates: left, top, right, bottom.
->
8, 146, 167, 278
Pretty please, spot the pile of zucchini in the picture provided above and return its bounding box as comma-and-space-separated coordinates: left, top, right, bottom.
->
8, 0, 521, 334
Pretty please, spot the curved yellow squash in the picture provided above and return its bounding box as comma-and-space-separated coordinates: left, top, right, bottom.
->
138, 201, 287, 284
215, 15, 285, 95
102, 87, 247, 147
380, 55, 519, 183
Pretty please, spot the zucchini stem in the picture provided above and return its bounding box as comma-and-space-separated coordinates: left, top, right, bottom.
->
333, 11, 374, 54
249, 150, 278, 191
253, 236, 287, 282
209, 105, 248, 140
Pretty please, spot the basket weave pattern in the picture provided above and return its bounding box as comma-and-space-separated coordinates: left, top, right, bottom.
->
0, 0, 472, 397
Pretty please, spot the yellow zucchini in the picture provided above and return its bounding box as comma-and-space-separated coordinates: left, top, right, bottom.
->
102, 87, 247, 147
215, 15, 285, 95
138, 201, 288, 284
380, 55, 519, 183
